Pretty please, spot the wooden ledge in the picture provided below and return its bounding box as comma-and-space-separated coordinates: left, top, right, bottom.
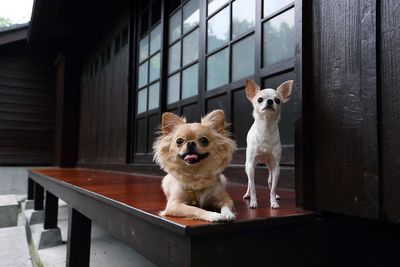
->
29, 168, 313, 235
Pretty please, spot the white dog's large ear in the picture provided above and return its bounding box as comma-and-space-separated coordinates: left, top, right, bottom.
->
245, 79, 260, 101
161, 112, 186, 135
201, 110, 225, 133
277, 80, 293, 103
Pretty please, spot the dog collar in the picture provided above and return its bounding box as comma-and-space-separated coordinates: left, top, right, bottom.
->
186, 188, 197, 206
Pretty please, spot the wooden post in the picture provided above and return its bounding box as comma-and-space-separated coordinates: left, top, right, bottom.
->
44, 191, 58, 229
27, 178, 34, 200
34, 182, 44, 210
66, 208, 91, 267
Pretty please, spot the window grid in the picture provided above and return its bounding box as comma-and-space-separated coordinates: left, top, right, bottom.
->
166, 0, 200, 105
261, 1, 295, 69
205, 0, 256, 91
137, 21, 162, 114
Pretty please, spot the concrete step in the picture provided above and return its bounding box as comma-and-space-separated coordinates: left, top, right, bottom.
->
0, 194, 18, 228
0, 226, 32, 266
25, 201, 156, 267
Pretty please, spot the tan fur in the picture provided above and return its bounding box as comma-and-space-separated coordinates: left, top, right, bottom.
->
153, 110, 237, 222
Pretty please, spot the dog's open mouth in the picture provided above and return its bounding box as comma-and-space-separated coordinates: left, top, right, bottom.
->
179, 152, 209, 164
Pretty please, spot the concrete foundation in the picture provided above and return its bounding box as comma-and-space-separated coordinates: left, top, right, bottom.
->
38, 228, 63, 249
24, 209, 44, 225
24, 199, 35, 210
26, 201, 156, 267
0, 194, 18, 228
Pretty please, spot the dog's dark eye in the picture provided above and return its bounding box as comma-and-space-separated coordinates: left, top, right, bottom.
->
274, 98, 281, 104
176, 138, 184, 145
257, 97, 264, 103
199, 137, 209, 147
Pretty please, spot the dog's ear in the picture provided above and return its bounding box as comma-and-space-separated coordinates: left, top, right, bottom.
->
245, 79, 260, 101
277, 80, 293, 103
161, 112, 186, 135
201, 110, 225, 133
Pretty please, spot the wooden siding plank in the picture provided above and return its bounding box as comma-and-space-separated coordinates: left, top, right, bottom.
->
0, 42, 55, 165
311, 0, 379, 218
381, 0, 400, 223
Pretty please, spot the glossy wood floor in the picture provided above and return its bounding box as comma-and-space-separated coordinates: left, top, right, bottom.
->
32, 168, 311, 227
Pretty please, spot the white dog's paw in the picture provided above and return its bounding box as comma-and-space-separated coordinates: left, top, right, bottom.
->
221, 207, 236, 221
276, 194, 281, 200
249, 200, 258, 209
270, 202, 280, 209
159, 210, 167, 216
206, 212, 226, 222
243, 192, 250, 199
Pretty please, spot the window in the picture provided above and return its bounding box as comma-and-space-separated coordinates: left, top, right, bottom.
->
206, 0, 256, 91
131, 0, 296, 163
166, 0, 200, 104
137, 3, 162, 114
263, 5, 295, 66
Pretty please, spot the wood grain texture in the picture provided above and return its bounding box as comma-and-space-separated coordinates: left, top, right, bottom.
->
311, 0, 379, 218
381, 0, 400, 223
78, 15, 130, 164
0, 41, 55, 165
30, 168, 311, 229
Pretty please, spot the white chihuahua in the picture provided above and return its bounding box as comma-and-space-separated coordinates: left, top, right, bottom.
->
243, 79, 293, 209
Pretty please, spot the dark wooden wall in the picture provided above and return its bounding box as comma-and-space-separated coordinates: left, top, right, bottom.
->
299, 0, 400, 223
78, 16, 130, 164
0, 41, 55, 165
308, 0, 379, 219
381, 0, 400, 224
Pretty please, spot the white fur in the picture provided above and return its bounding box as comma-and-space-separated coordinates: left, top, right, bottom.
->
243, 80, 293, 209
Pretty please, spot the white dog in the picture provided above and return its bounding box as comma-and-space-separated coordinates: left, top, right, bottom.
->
243, 79, 293, 209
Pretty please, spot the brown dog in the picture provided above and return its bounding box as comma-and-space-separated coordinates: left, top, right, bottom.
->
153, 110, 237, 222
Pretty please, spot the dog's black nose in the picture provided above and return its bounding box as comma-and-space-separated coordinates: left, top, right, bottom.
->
187, 141, 196, 150
267, 99, 274, 105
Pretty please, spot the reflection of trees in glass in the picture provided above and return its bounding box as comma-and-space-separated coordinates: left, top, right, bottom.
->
232, 18, 254, 38
0, 17, 12, 28
264, 15, 295, 65
182, 64, 198, 99
207, 26, 229, 51
150, 53, 161, 81
232, 35, 255, 81
207, 49, 228, 90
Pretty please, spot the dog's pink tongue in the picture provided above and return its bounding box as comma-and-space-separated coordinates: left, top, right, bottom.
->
184, 154, 198, 161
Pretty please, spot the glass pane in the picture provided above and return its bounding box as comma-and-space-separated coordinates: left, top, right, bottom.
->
207, 6, 229, 52
264, 0, 293, 18
232, 0, 255, 39
232, 34, 255, 81
138, 61, 148, 88
263, 8, 295, 66
182, 29, 199, 66
169, 11, 181, 44
148, 82, 160, 110
149, 53, 161, 82
207, 48, 228, 90
167, 73, 180, 104
137, 88, 147, 113
183, 0, 199, 33
208, 0, 228, 15
139, 35, 149, 62
150, 24, 161, 55
168, 41, 181, 74
182, 64, 198, 99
